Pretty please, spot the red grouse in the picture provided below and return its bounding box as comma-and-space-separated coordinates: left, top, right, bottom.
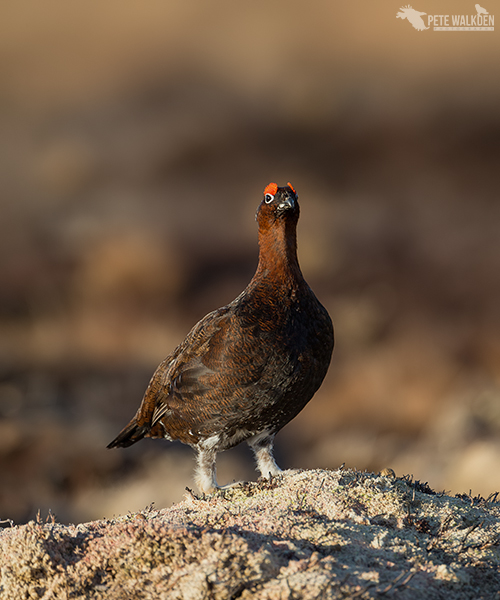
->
108, 183, 334, 493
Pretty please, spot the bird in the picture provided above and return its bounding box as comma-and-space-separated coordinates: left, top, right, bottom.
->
396, 5, 428, 31
107, 182, 334, 494
475, 4, 488, 15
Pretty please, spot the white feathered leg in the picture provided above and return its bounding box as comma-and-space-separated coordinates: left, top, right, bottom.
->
248, 432, 282, 478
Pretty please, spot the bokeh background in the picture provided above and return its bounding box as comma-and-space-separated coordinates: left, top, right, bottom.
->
1, 0, 499, 525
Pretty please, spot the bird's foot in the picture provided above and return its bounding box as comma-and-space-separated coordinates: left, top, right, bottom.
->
197, 479, 246, 495
281, 468, 301, 475
197, 480, 245, 496
217, 480, 245, 491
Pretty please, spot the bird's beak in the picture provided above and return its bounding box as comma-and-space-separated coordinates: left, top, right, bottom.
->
278, 195, 295, 212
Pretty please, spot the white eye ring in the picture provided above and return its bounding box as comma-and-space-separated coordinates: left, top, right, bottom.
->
264, 193, 274, 204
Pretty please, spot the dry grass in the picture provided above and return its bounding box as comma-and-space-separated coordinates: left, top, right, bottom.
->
1, 469, 499, 599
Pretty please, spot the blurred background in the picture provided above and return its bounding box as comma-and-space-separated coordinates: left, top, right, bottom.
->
1, 0, 499, 524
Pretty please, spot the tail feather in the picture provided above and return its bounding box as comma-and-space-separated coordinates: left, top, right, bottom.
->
107, 420, 148, 449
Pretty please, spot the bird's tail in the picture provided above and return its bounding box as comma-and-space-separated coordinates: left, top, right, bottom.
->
107, 419, 148, 449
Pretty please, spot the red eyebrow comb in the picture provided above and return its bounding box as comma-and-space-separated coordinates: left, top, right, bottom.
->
264, 182, 278, 196
287, 182, 296, 194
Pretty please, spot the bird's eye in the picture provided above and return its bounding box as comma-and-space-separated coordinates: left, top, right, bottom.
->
264, 193, 274, 204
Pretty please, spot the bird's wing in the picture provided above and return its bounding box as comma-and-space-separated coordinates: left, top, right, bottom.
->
135, 305, 272, 439
150, 358, 214, 426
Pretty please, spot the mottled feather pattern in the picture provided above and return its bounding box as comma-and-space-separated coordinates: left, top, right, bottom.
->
108, 183, 334, 493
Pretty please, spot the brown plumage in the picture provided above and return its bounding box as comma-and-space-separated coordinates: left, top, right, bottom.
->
107, 183, 334, 493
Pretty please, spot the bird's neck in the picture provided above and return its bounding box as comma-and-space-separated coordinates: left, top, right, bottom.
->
254, 222, 303, 287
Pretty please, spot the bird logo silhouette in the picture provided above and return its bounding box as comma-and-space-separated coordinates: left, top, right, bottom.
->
475, 4, 489, 15
396, 5, 429, 30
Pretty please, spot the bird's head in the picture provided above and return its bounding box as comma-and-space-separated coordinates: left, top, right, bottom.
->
256, 182, 300, 230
